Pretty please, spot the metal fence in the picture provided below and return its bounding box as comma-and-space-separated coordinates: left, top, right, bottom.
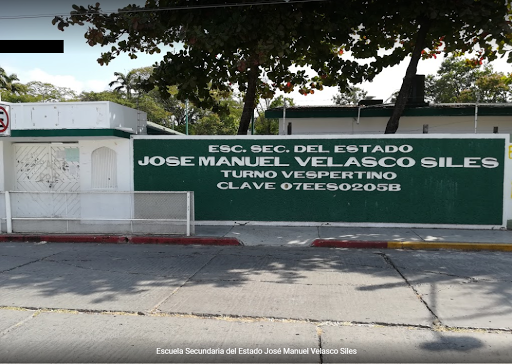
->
0, 191, 194, 236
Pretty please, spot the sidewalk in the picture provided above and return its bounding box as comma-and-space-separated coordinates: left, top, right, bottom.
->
2, 236, 512, 362
198, 225, 512, 251
0, 224, 511, 251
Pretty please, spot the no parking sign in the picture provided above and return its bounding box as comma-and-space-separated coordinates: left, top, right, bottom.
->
0, 105, 10, 136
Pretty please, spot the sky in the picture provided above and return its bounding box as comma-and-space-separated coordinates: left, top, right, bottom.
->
1, 1, 511, 106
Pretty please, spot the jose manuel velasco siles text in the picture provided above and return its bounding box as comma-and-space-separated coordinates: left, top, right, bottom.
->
156, 347, 357, 355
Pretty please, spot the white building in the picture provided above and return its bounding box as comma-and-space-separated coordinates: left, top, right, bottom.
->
266, 103, 512, 135
0, 101, 146, 195
0, 101, 192, 235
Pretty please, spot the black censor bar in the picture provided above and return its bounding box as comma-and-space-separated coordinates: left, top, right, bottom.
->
0, 40, 64, 53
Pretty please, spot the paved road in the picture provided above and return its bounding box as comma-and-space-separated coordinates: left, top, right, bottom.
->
1, 242, 511, 363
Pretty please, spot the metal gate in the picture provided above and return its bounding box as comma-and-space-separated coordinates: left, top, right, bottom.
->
14, 143, 80, 218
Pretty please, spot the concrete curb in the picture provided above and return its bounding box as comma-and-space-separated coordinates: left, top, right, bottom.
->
311, 239, 512, 251
0, 234, 128, 244
0, 234, 243, 246
129, 236, 242, 246
311, 240, 389, 249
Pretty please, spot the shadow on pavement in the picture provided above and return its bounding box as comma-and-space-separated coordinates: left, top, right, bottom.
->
0, 243, 511, 330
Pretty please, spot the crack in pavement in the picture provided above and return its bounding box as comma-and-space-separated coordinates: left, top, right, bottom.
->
148, 248, 225, 314
0, 251, 68, 274
395, 267, 512, 284
188, 277, 407, 288
316, 326, 324, 364
0, 311, 38, 338
377, 253, 441, 326
411, 229, 426, 242
1, 305, 510, 334
223, 225, 236, 237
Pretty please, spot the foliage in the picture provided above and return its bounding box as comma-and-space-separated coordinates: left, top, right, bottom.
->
103, 68, 240, 134
474, 73, 512, 103
192, 95, 242, 135
1, 83, 37, 102
80, 86, 172, 125
1, 90, 41, 103
46, 1, 512, 134
108, 66, 154, 99
2, 80, 77, 102
313, 1, 512, 133
137, 93, 173, 125
255, 96, 294, 135
425, 57, 511, 103
0, 62, 239, 134
25, 81, 78, 102
332, 86, 368, 106
108, 71, 137, 99
0, 67, 23, 98
52, 1, 373, 135
194, 113, 237, 135
159, 86, 209, 130
79, 90, 133, 106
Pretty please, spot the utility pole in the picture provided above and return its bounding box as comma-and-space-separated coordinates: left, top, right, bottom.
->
185, 99, 189, 135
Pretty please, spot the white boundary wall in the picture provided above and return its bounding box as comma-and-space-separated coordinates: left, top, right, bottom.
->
279, 116, 512, 135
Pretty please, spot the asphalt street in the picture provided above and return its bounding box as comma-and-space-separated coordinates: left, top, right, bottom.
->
0, 242, 512, 363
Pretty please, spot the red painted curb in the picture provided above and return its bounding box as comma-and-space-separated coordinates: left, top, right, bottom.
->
311, 239, 388, 248
0, 234, 127, 244
0, 235, 242, 246
129, 236, 242, 246
43, 235, 128, 244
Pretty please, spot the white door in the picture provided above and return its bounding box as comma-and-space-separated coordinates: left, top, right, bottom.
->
14, 143, 80, 218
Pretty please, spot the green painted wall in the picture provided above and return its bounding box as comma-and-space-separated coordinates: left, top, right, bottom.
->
133, 137, 505, 225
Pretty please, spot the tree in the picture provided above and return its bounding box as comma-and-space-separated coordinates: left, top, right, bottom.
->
192, 92, 242, 135
79, 90, 133, 106
255, 96, 294, 135
108, 71, 138, 99
194, 113, 238, 135
55, 2, 511, 134
109, 67, 174, 125
305, 1, 512, 132
2, 80, 77, 102
332, 86, 368, 106
0, 67, 22, 97
0, 87, 41, 103
153, 86, 209, 131
107, 67, 197, 128
425, 57, 511, 103
24, 81, 78, 102
348, 1, 512, 133
52, 1, 371, 135
80, 88, 173, 125
136, 93, 173, 125
474, 73, 512, 103
88, 67, 240, 132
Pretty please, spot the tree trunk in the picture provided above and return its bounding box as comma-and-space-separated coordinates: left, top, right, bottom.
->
237, 66, 259, 135
385, 20, 431, 134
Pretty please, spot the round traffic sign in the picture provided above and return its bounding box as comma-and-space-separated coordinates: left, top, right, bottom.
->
0, 106, 9, 133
